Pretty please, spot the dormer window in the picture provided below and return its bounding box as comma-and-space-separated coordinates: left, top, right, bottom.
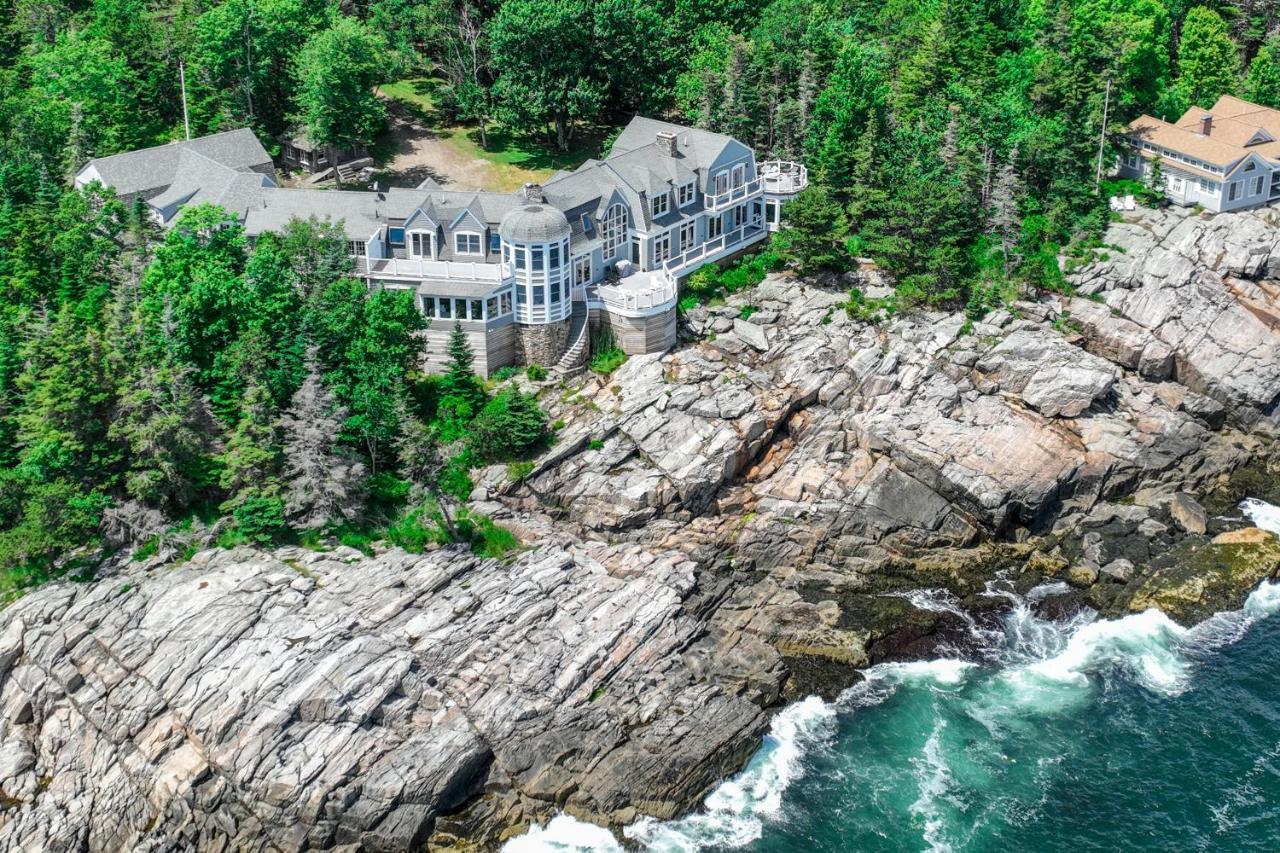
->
678, 181, 695, 207
489, 231, 501, 253
1245, 161, 1257, 172
652, 193, 669, 217
409, 231, 432, 258
455, 232, 482, 255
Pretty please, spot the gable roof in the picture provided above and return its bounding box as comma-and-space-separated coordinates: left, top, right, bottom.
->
1129, 96, 1280, 169
76, 129, 273, 199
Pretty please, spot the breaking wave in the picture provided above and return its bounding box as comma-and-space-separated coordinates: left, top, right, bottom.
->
504, 500, 1280, 852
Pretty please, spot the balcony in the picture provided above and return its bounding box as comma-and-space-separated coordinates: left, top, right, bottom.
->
760, 160, 807, 196
662, 219, 767, 275
705, 177, 763, 212
596, 269, 679, 316
358, 256, 509, 282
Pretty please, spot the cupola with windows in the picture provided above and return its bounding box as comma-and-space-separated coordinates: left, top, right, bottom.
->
499, 204, 573, 324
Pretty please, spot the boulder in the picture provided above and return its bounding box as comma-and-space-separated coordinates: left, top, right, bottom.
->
1170, 492, 1208, 535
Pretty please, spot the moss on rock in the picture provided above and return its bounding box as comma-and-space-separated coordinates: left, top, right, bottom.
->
1122, 531, 1280, 625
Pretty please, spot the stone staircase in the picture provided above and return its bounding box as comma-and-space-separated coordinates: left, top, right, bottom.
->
553, 305, 590, 376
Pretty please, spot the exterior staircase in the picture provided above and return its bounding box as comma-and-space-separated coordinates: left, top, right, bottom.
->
553, 304, 590, 376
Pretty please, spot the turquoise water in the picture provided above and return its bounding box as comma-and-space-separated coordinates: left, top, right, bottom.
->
507, 500, 1280, 853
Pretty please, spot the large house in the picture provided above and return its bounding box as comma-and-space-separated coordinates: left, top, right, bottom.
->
1121, 95, 1280, 212
75, 117, 807, 375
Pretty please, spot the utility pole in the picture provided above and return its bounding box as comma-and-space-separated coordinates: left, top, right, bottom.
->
1094, 79, 1112, 195
179, 60, 191, 141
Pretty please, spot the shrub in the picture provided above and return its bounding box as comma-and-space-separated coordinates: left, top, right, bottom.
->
738, 305, 759, 320
589, 325, 626, 375
438, 451, 475, 501
492, 365, 518, 381
232, 493, 287, 543
466, 389, 549, 463
386, 502, 449, 553
525, 364, 548, 381
588, 438, 604, 450
454, 508, 521, 559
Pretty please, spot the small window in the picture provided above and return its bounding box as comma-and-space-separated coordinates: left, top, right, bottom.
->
713, 171, 728, 195
455, 232, 482, 255
470, 299, 483, 320
439, 298, 452, 318
421, 296, 436, 317
533, 285, 545, 305
500, 291, 513, 315
489, 232, 501, 253
1244, 161, 1257, 172
1251, 175, 1264, 195
707, 214, 723, 239
532, 247, 544, 271
574, 255, 591, 285
652, 193, 669, 217
1229, 180, 1242, 201
349, 241, 366, 257
549, 244, 560, 267
515, 247, 526, 269
678, 182, 695, 206
486, 296, 499, 317
731, 164, 746, 188
455, 298, 468, 319
389, 227, 405, 246
581, 213, 594, 236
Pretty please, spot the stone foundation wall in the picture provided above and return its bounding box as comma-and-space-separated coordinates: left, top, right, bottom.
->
517, 319, 571, 367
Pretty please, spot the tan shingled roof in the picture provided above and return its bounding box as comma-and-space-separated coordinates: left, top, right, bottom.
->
1129, 96, 1280, 170
1127, 115, 1245, 166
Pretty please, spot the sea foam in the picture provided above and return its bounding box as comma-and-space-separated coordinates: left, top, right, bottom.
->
503, 499, 1280, 852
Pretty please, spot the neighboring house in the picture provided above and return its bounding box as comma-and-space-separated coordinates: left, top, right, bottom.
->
279, 129, 367, 174
77, 116, 807, 375
73, 129, 277, 224
1121, 95, 1280, 212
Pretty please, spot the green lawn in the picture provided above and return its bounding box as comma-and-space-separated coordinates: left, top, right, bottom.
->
378, 78, 612, 192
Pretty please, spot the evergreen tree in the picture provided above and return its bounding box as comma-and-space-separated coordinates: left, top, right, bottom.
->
1243, 37, 1280, 108
218, 377, 279, 509
110, 348, 219, 511
1170, 7, 1242, 114
279, 353, 366, 529
775, 186, 849, 276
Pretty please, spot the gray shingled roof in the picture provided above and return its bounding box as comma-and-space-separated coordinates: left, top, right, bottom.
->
78, 129, 272, 200
244, 188, 386, 240
499, 204, 572, 243
148, 149, 272, 222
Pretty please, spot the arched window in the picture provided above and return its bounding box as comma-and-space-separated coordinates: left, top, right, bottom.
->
601, 203, 629, 260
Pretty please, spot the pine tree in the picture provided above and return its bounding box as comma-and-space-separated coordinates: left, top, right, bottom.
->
443, 320, 483, 406
218, 378, 279, 510
396, 413, 456, 536
279, 353, 366, 530
1172, 8, 1242, 113
1243, 37, 1280, 108
110, 355, 220, 511
988, 151, 1024, 274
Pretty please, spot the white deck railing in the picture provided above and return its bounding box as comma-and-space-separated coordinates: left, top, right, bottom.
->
597, 272, 678, 314
705, 177, 763, 212
360, 256, 509, 282
760, 160, 808, 195
662, 221, 766, 275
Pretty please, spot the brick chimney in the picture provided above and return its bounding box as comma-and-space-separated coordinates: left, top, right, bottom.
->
521, 182, 544, 203
1200, 114, 1214, 136
656, 130, 679, 157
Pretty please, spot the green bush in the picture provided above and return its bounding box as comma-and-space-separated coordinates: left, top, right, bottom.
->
455, 508, 521, 559
507, 460, 535, 481
588, 325, 626, 375
525, 364, 548, 381
492, 365, 518, 381
588, 438, 604, 450
232, 492, 287, 543
738, 304, 759, 320
439, 451, 476, 501
386, 502, 449, 553
466, 389, 549, 463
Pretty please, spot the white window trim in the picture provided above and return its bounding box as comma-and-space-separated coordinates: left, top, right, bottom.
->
652, 193, 669, 217
1229, 180, 1242, 201
1251, 175, 1265, 195
730, 163, 746, 188
678, 181, 695, 207
454, 230, 483, 256
573, 255, 591, 285
713, 170, 729, 195
408, 230, 434, 258
678, 220, 696, 251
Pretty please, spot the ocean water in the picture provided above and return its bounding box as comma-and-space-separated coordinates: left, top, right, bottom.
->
506, 500, 1280, 853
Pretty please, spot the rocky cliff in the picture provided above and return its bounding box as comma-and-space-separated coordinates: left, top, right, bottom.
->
2, 206, 1279, 851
